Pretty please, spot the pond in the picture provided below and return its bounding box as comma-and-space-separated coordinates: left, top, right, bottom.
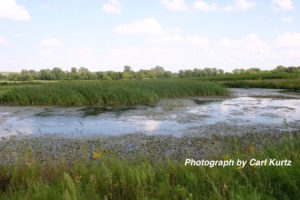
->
0, 88, 300, 137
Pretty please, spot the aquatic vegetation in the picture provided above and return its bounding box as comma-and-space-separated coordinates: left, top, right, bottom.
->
0, 79, 227, 106
0, 133, 299, 199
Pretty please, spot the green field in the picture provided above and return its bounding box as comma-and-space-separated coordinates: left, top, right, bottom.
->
0, 134, 299, 200
0, 79, 227, 106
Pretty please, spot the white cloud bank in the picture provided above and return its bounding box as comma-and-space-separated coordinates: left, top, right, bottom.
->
0, 0, 30, 21
102, 0, 122, 14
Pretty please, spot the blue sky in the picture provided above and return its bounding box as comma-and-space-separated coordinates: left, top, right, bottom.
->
0, 0, 299, 72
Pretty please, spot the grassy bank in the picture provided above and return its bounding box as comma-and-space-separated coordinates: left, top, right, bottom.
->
0, 133, 299, 200
0, 79, 227, 106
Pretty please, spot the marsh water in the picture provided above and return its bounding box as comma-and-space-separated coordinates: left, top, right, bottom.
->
1, 88, 300, 137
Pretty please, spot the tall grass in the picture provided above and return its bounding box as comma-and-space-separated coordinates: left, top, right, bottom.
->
0, 134, 299, 199
197, 72, 300, 82
0, 79, 227, 106
222, 79, 300, 90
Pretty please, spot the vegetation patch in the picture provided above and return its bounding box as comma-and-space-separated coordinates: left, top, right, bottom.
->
0, 79, 227, 106
0, 133, 299, 199
222, 79, 300, 90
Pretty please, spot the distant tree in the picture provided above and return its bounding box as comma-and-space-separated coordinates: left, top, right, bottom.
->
40, 69, 55, 80
96, 72, 112, 80
217, 69, 224, 75
107, 71, 121, 80
134, 70, 146, 80
151, 66, 165, 78
71, 67, 77, 74
0, 73, 6, 80
121, 71, 133, 80
123, 65, 132, 73
78, 67, 97, 80
246, 68, 261, 74
232, 68, 245, 75
286, 66, 298, 73
7, 73, 20, 81
274, 65, 285, 72
163, 71, 173, 78
52, 67, 65, 80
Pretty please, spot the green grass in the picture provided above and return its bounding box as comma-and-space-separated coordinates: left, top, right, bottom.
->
0, 134, 299, 200
197, 72, 300, 82
222, 79, 300, 90
0, 79, 227, 106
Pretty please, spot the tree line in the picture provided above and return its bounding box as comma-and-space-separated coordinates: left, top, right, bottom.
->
0, 65, 299, 81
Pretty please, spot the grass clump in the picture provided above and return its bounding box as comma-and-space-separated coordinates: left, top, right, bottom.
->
0, 79, 227, 106
0, 134, 299, 199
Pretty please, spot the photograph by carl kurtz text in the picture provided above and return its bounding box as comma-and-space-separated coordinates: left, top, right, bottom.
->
185, 158, 292, 168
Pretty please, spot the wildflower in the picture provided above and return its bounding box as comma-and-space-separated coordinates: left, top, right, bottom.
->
236, 166, 243, 171
223, 154, 230, 160
249, 145, 255, 154
26, 162, 32, 168
75, 175, 82, 183
93, 151, 101, 159
223, 184, 228, 192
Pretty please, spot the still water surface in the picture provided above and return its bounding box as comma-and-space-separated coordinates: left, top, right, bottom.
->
0, 89, 299, 137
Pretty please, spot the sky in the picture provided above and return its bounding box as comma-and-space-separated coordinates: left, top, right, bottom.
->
0, 0, 299, 72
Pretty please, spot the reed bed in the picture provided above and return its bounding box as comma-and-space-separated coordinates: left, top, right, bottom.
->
0, 79, 227, 106
222, 79, 300, 90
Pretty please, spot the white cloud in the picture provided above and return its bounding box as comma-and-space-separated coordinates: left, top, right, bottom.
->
101, 46, 187, 71
102, 0, 121, 14
13, 33, 23, 37
276, 32, 300, 48
0, 0, 30, 21
272, 0, 294, 10
194, 0, 256, 12
146, 33, 184, 45
234, 0, 256, 10
276, 32, 300, 59
194, 0, 218, 11
160, 0, 188, 11
282, 16, 293, 23
219, 33, 271, 59
41, 38, 63, 48
114, 18, 166, 35
186, 35, 209, 46
224, 0, 256, 11
0, 35, 9, 46
40, 4, 65, 12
